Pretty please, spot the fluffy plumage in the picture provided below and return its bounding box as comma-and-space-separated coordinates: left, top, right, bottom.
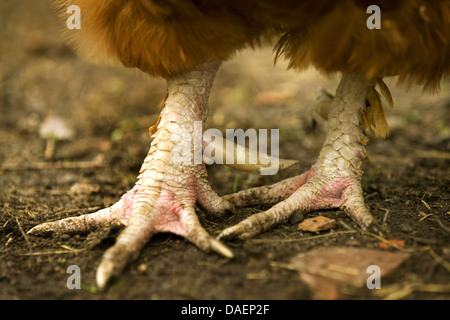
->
56, 0, 449, 90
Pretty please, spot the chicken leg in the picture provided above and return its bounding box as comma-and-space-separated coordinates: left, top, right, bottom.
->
28, 59, 235, 289
219, 74, 390, 240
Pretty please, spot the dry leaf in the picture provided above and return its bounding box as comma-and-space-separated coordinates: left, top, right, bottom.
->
379, 239, 405, 249
297, 216, 336, 232
290, 247, 410, 299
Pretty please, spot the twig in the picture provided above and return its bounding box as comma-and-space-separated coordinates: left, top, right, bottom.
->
20, 247, 86, 256
431, 216, 450, 233
269, 261, 299, 271
382, 283, 422, 300
60, 244, 84, 252
426, 246, 450, 273
380, 208, 390, 224
418, 212, 433, 222
15, 217, 32, 253
421, 199, 432, 211
364, 192, 378, 200
246, 230, 357, 243
0, 155, 104, 171
5, 237, 13, 247
337, 219, 356, 231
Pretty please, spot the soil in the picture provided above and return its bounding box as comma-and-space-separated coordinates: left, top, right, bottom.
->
1, 1, 449, 300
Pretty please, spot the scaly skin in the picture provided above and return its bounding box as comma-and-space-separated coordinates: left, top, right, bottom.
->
218, 75, 375, 240
28, 59, 235, 289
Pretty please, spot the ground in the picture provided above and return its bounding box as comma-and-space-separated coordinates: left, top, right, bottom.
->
0, 1, 449, 300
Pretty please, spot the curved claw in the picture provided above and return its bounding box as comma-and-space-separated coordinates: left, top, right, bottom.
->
217, 220, 256, 240
341, 183, 373, 229
181, 207, 234, 258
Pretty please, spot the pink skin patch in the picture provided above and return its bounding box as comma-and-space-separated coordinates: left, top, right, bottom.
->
118, 185, 200, 238
118, 187, 138, 225
316, 177, 352, 208
152, 189, 191, 237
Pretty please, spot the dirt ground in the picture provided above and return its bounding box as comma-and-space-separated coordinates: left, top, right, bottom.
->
1, 1, 449, 300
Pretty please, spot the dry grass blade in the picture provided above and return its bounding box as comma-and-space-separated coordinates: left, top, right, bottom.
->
1, 155, 104, 171
20, 247, 87, 256
247, 230, 357, 243
15, 217, 32, 253
376, 77, 394, 109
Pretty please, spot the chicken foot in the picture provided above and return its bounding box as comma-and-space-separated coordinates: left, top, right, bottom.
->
28, 59, 235, 289
219, 75, 383, 240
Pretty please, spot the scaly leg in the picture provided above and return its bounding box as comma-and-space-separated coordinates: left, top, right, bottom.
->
28, 59, 235, 289
219, 75, 380, 240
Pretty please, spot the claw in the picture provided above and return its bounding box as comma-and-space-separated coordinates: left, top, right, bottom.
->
208, 237, 234, 258
96, 259, 115, 291
95, 211, 153, 290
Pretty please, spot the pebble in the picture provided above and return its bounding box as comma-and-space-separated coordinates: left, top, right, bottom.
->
138, 263, 147, 273
399, 222, 414, 233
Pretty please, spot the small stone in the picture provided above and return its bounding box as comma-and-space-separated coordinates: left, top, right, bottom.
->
137, 263, 147, 273
399, 223, 414, 233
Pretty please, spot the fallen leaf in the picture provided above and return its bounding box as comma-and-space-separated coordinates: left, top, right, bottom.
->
379, 239, 405, 249
297, 216, 336, 232
290, 247, 410, 299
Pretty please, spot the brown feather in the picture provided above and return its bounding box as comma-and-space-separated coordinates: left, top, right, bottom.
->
54, 0, 449, 89
365, 86, 390, 138
376, 77, 394, 110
